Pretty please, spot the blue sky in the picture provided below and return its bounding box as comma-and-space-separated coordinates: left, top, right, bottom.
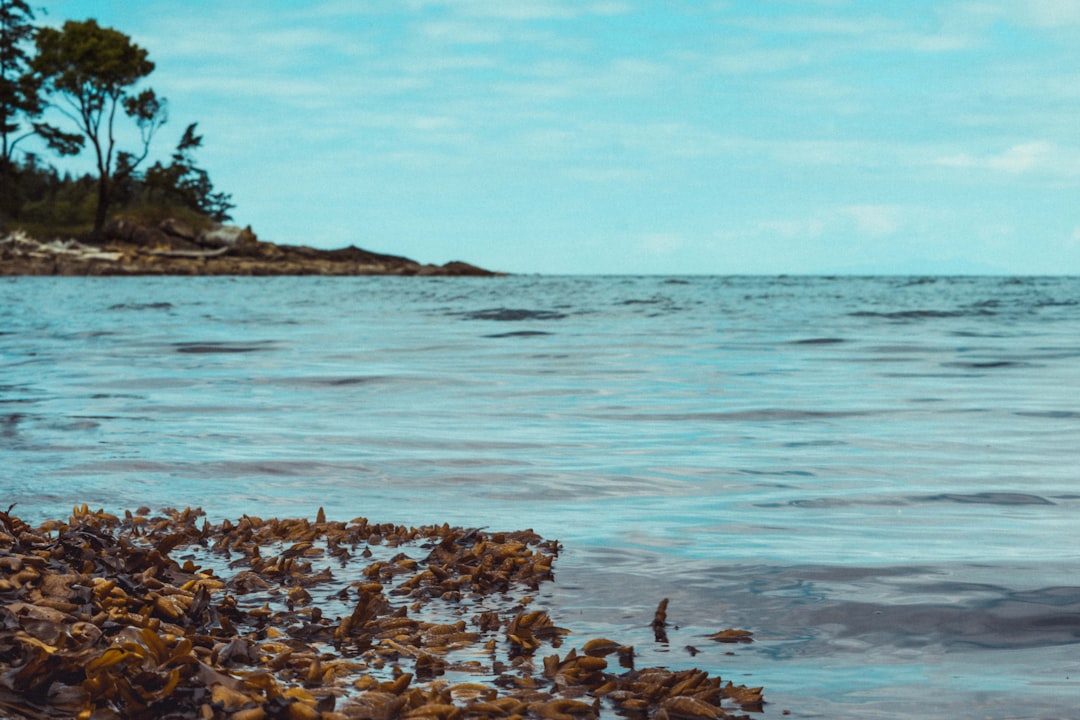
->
28, 0, 1080, 274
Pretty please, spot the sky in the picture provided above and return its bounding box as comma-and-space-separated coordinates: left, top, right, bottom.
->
26, 0, 1080, 275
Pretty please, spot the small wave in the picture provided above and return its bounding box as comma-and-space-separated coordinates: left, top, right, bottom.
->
607, 409, 870, 422
49, 419, 101, 431
951, 331, 1009, 338
484, 331, 553, 338
620, 296, 668, 305
454, 308, 567, 322
850, 309, 995, 320
739, 468, 816, 477
61, 330, 115, 340
1008, 586, 1080, 605
308, 376, 388, 386
941, 360, 1032, 369
788, 497, 887, 508
173, 341, 276, 354
920, 492, 1055, 506
793, 594, 1080, 652
791, 337, 846, 345
1034, 299, 1080, 308
270, 375, 399, 388
108, 302, 174, 311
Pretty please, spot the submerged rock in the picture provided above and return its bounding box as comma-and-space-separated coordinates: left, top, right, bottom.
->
0, 506, 762, 719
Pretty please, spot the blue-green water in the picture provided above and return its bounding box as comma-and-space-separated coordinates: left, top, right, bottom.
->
3, 275, 1079, 718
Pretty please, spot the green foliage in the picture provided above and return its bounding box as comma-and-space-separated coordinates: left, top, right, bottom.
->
6, 141, 232, 237
31, 120, 80, 154
145, 123, 234, 222
33, 19, 155, 107
0, 0, 41, 155
112, 202, 215, 234
0, 0, 43, 220
32, 19, 167, 231
14, 156, 97, 234
0, 14, 238, 237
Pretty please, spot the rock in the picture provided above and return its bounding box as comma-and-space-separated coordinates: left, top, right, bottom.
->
197, 223, 252, 248
159, 218, 198, 241
102, 218, 139, 243
3, 218, 503, 277
103, 219, 171, 247
440, 260, 496, 276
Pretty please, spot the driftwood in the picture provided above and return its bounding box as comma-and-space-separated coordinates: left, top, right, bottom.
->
137, 245, 231, 259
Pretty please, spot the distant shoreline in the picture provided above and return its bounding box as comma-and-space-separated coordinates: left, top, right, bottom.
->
0, 221, 502, 277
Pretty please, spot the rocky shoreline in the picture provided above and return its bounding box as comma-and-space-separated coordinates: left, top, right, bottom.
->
0, 219, 501, 277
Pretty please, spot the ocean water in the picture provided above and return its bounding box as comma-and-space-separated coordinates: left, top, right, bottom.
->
2, 274, 1079, 718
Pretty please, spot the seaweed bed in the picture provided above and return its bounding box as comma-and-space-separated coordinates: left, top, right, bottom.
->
0, 506, 763, 720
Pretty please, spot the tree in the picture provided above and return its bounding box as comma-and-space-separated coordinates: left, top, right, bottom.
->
145, 122, 235, 222
0, 0, 43, 219
32, 18, 166, 232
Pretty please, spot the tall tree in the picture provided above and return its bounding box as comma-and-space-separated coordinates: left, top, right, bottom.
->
0, 0, 42, 219
32, 18, 166, 232
145, 122, 235, 222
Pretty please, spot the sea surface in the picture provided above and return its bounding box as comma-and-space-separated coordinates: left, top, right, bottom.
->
2, 275, 1079, 719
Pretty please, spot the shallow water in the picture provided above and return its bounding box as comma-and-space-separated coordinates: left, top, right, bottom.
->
3, 275, 1080, 718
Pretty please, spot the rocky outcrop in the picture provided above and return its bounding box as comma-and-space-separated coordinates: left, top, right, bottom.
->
0, 220, 502, 277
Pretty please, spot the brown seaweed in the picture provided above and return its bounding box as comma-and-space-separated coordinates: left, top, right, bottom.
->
0, 505, 763, 719
651, 600, 669, 645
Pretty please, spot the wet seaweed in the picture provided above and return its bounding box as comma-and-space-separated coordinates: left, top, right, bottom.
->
0, 505, 762, 719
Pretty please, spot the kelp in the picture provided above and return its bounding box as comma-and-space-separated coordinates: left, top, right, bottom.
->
0, 505, 763, 719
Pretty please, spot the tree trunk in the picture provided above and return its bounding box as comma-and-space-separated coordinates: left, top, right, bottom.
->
94, 173, 110, 233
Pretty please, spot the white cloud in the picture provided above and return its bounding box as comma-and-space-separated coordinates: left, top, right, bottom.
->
727, 12, 973, 53
896, 31, 978, 52
418, 21, 505, 44
405, 0, 629, 20
842, 205, 903, 237
731, 14, 897, 36
490, 56, 670, 105
936, 141, 1056, 173
1021, 0, 1080, 27
988, 141, 1055, 172
946, 0, 1080, 29
564, 166, 645, 183
638, 233, 684, 256
738, 204, 912, 244
751, 217, 828, 240
696, 47, 817, 75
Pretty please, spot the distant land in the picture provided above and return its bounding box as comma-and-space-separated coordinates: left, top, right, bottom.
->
0, 218, 501, 277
